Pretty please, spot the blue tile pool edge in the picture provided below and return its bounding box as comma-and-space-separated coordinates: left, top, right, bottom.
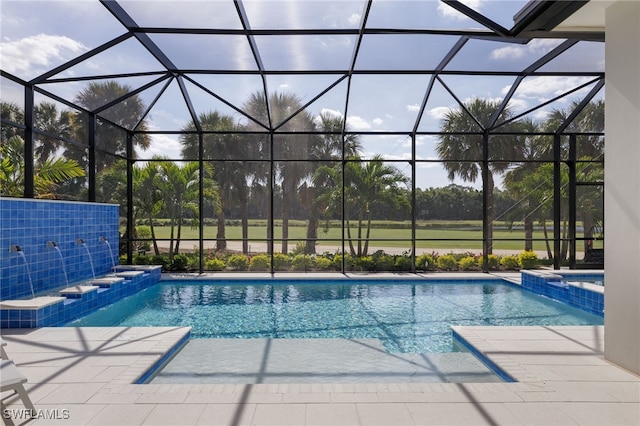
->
452, 329, 517, 383
135, 329, 192, 384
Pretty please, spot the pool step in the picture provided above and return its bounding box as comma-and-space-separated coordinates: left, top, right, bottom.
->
59, 285, 100, 299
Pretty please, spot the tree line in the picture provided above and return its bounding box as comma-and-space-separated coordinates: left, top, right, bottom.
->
1, 82, 604, 262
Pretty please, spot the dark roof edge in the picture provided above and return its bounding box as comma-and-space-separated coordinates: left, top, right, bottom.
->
511, 0, 592, 37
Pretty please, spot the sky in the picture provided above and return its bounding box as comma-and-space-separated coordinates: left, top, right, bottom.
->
0, 0, 605, 190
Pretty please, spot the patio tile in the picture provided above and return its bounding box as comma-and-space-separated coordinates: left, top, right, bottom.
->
251, 403, 306, 426
196, 404, 256, 426
87, 403, 155, 425
355, 403, 415, 425
305, 403, 359, 425
142, 403, 206, 425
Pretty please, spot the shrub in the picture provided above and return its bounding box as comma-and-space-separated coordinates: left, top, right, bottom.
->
334, 254, 356, 270
352, 255, 374, 271
170, 254, 190, 271
437, 254, 458, 271
313, 257, 332, 270
291, 242, 307, 255
204, 257, 226, 271
394, 255, 412, 271
272, 253, 290, 271
500, 255, 520, 270
479, 254, 500, 270
291, 254, 312, 271
373, 255, 395, 271
458, 256, 477, 271
249, 254, 270, 271
416, 253, 435, 271
133, 254, 150, 265
227, 254, 249, 271
519, 250, 539, 269
150, 254, 169, 268
135, 225, 152, 251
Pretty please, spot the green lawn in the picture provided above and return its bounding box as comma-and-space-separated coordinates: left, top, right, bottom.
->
137, 220, 573, 252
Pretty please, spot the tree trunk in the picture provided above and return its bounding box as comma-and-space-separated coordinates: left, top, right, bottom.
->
239, 185, 249, 254
148, 213, 159, 255
524, 215, 534, 252
168, 216, 175, 260
175, 216, 181, 255
542, 221, 553, 260
216, 209, 226, 251
486, 172, 495, 255
363, 206, 372, 257
306, 215, 317, 254
582, 211, 594, 252
281, 176, 290, 254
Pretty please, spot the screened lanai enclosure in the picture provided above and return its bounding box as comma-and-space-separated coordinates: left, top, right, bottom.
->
1, 0, 605, 273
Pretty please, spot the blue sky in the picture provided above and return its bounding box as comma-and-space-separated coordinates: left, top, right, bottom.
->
0, 0, 604, 189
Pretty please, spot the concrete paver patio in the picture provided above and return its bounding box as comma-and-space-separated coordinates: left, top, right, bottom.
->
1, 325, 638, 425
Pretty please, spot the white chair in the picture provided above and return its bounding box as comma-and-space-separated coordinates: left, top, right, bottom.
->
0, 336, 8, 360
1, 360, 35, 426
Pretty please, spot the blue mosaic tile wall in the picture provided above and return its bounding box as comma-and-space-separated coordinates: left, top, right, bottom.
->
521, 271, 604, 317
0, 198, 119, 300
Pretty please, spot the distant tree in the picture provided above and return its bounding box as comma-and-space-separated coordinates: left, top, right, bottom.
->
318, 155, 408, 256
436, 98, 519, 254
72, 81, 151, 171
242, 91, 316, 254
155, 159, 219, 258
0, 135, 85, 199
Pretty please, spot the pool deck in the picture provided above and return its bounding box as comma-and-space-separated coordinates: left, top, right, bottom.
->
1, 273, 638, 425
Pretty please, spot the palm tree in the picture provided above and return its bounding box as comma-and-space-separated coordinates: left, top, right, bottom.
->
502, 118, 552, 251
33, 102, 73, 163
133, 161, 164, 255
543, 100, 605, 251
72, 81, 151, 171
1, 101, 24, 142
155, 159, 219, 258
303, 112, 362, 253
180, 112, 250, 252
318, 155, 408, 257
0, 135, 85, 198
436, 98, 519, 254
242, 91, 317, 254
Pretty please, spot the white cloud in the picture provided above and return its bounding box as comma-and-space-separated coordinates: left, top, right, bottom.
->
406, 104, 420, 112
278, 83, 290, 91
505, 98, 528, 113
428, 106, 452, 120
372, 117, 383, 126
143, 134, 183, 159
516, 76, 592, 99
491, 45, 526, 60
320, 108, 343, 119
346, 115, 371, 130
437, 0, 483, 21
348, 13, 361, 25
491, 38, 562, 61
0, 33, 86, 76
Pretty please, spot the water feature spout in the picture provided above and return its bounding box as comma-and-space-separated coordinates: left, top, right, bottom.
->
99, 236, 116, 270
9, 245, 35, 298
47, 241, 69, 287
76, 238, 96, 279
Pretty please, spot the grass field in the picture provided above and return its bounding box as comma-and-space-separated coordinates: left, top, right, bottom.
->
133, 219, 597, 252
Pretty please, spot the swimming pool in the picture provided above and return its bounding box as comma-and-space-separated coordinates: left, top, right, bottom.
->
67, 279, 603, 353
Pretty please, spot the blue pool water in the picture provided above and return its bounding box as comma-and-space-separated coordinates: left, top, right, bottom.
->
67, 279, 603, 353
